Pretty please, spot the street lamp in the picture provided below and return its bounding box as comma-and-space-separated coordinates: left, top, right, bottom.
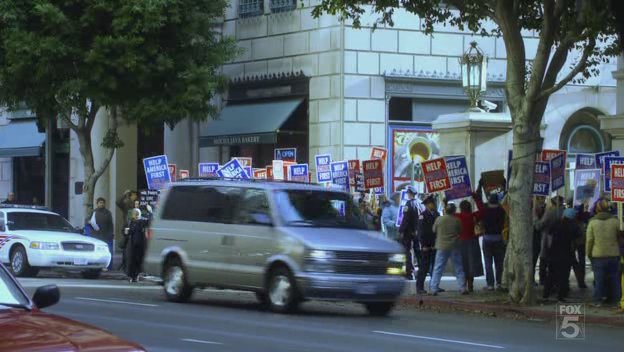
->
460, 41, 488, 112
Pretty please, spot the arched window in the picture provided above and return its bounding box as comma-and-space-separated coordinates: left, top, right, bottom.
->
567, 125, 605, 154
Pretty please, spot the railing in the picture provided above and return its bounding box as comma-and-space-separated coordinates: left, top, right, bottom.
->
270, 0, 296, 13
239, 0, 264, 18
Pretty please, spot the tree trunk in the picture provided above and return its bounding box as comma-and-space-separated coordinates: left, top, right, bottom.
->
503, 113, 541, 305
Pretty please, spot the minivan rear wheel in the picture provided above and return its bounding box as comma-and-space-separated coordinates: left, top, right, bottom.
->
163, 258, 193, 303
267, 267, 300, 313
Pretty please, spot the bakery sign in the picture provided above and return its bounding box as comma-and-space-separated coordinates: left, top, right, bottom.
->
201, 133, 277, 146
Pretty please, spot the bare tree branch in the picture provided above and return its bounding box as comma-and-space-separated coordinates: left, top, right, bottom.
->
86, 101, 99, 133
538, 37, 596, 99
494, 0, 527, 107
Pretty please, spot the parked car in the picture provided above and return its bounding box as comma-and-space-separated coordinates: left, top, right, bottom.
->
0, 205, 111, 279
0, 263, 145, 351
144, 179, 406, 316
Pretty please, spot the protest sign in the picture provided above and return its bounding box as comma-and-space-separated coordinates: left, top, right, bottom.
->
198, 162, 219, 177
596, 151, 620, 172
139, 190, 160, 208
266, 166, 273, 180
396, 190, 410, 227
533, 162, 550, 196
235, 157, 253, 178
541, 149, 566, 162
370, 147, 388, 161
179, 170, 189, 179
610, 165, 624, 202
143, 155, 171, 190
421, 158, 451, 193
348, 160, 360, 190
253, 168, 267, 179
355, 173, 366, 192
274, 148, 297, 162
272, 160, 285, 180
550, 153, 566, 192
573, 169, 601, 207
168, 163, 177, 182
363, 160, 384, 190
216, 159, 250, 179
315, 154, 332, 183
331, 161, 349, 190
482, 170, 506, 193
603, 156, 624, 192
444, 156, 472, 201
288, 164, 309, 182
575, 154, 596, 170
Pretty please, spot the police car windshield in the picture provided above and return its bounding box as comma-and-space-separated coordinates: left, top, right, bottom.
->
7, 212, 75, 233
275, 190, 367, 230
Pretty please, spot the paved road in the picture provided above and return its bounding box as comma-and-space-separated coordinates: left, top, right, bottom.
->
19, 276, 620, 352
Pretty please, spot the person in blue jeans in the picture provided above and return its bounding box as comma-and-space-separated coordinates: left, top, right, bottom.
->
586, 199, 622, 306
430, 203, 467, 295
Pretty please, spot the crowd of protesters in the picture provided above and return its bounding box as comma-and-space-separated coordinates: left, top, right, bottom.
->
360, 180, 624, 309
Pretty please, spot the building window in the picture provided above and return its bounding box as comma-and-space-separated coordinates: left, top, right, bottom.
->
567, 125, 604, 154
239, 0, 264, 18
270, 0, 296, 13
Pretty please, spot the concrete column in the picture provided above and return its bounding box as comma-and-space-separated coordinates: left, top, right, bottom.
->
600, 55, 624, 151
109, 122, 137, 241
44, 118, 54, 208
164, 119, 192, 174
432, 112, 513, 186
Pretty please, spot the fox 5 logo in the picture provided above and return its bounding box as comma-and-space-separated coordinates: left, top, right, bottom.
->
556, 304, 585, 340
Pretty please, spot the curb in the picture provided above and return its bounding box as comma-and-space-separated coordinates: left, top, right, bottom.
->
399, 296, 624, 327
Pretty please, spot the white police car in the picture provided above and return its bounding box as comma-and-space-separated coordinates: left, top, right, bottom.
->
0, 205, 111, 279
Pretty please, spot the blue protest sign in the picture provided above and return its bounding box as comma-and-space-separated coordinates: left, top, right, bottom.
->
395, 190, 410, 227
573, 169, 601, 207
549, 154, 566, 192
330, 161, 349, 190
274, 148, 297, 162
533, 162, 550, 196
143, 155, 171, 190
595, 151, 620, 172
289, 164, 309, 182
603, 156, 624, 191
216, 159, 250, 179
198, 162, 219, 177
315, 154, 332, 183
575, 153, 596, 170
444, 156, 472, 201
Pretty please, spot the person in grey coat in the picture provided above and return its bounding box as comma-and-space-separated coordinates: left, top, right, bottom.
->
381, 192, 401, 240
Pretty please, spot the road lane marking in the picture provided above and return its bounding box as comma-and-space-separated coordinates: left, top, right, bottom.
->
75, 297, 159, 307
182, 338, 224, 345
373, 331, 505, 349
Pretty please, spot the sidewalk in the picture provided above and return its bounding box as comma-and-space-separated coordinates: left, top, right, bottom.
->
398, 278, 624, 327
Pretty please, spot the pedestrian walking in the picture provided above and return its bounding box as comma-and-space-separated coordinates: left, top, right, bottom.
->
1, 192, 17, 204
456, 199, 484, 293
586, 199, 622, 307
381, 193, 400, 240
126, 209, 148, 283
430, 203, 466, 295
416, 195, 439, 294
398, 186, 419, 280
88, 197, 115, 270
543, 208, 582, 301
475, 180, 507, 291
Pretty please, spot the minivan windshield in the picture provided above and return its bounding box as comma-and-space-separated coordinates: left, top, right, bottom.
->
7, 212, 75, 233
274, 190, 367, 230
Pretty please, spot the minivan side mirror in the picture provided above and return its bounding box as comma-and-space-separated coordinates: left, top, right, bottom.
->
32, 285, 60, 309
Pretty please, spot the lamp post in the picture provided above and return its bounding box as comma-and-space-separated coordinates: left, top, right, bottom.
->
460, 41, 488, 112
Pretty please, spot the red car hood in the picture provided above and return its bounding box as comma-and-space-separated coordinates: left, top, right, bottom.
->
0, 308, 143, 352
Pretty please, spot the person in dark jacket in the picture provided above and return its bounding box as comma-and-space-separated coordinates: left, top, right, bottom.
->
573, 203, 590, 289
475, 179, 506, 291
399, 186, 419, 280
543, 208, 582, 301
416, 195, 439, 294
126, 209, 147, 283
535, 196, 564, 287
89, 197, 115, 270
1, 192, 17, 204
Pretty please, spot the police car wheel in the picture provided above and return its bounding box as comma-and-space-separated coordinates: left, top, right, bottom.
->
163, 258, 193, 303
81, 269, 102, 280
10, 246, 37, 277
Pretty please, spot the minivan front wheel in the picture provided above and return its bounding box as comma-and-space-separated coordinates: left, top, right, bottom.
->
163, 258, 193, 303
364, 302, 395, 317
267, 267, 300, 313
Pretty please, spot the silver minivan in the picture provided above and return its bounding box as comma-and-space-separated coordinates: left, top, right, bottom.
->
143, 179, 406, 316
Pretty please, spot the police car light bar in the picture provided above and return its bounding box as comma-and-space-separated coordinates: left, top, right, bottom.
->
0, 204, 50, 211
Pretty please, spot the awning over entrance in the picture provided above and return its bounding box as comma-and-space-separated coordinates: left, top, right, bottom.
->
0, 120, 45, 158
199, 98, 304, 147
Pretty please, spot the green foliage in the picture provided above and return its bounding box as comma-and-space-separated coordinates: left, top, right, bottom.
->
0, 0, 239, 129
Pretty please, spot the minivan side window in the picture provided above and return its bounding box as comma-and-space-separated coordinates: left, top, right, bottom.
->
235, 189, 272, 226
161, 186, 242, 223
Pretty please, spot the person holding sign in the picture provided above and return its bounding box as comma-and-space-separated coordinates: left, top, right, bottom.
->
474, 180, 506, 291
398, 186, 419, 280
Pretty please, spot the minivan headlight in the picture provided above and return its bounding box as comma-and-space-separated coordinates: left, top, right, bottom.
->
30, 242, 60, 250
308, 250, 336, 261
389, 253, 406, 263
